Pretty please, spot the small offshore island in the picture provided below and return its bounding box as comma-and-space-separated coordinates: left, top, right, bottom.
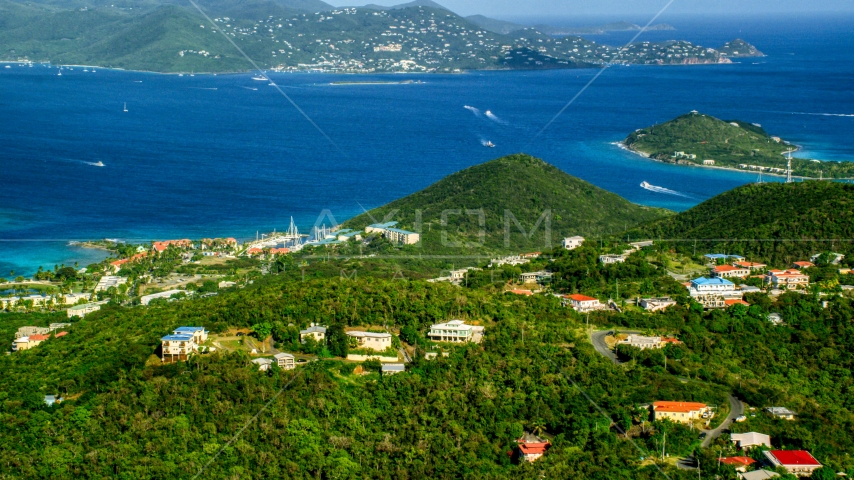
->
622, 111, 854, 179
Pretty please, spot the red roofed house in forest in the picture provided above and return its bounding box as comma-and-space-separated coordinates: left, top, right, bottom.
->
516, 433, 550, 463
565, 294, 603, 312
763, 450, 822, 476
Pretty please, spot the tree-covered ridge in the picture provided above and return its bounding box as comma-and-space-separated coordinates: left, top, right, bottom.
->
2, 275, 730, 479
629, 181, 854, 264
624, 112, 854, 178
342, 154, 670, 254
0, 0, 758, 73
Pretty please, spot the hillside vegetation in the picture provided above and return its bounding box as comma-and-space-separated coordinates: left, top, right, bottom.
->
624, 112, 854, 178
0, 0, 758, 73
629, 181, 854, 264
342, 154, 670, 255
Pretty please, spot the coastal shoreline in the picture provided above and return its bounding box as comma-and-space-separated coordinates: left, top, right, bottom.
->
610, 141, 833, 181
2, 59, 749, 77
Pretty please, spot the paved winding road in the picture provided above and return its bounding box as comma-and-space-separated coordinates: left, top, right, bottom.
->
587, 330, 744, 464
589, 329, 640, 364
702, 394, 744, 447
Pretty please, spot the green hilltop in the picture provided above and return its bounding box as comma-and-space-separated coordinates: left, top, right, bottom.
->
629, 180, 854, 264
342, 154, 670, 254
624, 111, 854, 178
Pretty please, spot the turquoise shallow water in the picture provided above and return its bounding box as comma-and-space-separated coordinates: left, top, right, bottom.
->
1, 13, 852, 275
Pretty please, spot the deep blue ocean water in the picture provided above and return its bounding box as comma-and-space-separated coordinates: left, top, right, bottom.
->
1, 13, 852, 275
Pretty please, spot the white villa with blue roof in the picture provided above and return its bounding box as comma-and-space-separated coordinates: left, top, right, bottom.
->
161, 326, 207, 363
688, 277, 741, 309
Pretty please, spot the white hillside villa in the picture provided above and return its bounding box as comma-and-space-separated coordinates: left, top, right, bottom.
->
428, 320, 484, 343
562, 236, 585, 250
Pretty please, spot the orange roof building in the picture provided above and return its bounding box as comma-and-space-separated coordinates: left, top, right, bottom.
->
734, 261, 767, 270
652, 401, 709, 423
153, 239, 192, 253
725, 299, 750, 307
721, 456, 756, 472
711, 265, 750, 278
565, 294, 603, 313
516, 433, 550, 463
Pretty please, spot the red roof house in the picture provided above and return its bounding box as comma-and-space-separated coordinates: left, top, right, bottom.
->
763, 450, 822, 476
725, 299, 750, 307
792, 261, 815, 269
720, 456, 756, 472
55, 331, 68, 338
516, 433, 550, 462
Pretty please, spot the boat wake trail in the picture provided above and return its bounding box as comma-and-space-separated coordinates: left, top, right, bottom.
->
464, 105, 481, 116
484, 110, 507, 124
788, 112, 854, 118
640, 181, 689, 197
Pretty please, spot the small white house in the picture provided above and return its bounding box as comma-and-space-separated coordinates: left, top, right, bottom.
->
381, 363, 405, 375
252, 358, 273, 371
562, 236, 585, 250
274, 352, 296, 370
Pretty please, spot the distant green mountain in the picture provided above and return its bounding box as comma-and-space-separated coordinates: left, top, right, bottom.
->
342, 154, 670, 254
532, 20, 675, 36
361, 0, 450, 11
624, 112, 854, 178
464, 14, 525, 35
630, 181, 854, 264
0, 0, 759, 74
464, 15, 675, 36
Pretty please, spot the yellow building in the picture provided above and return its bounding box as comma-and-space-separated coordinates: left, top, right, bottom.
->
652, 401, 710, 423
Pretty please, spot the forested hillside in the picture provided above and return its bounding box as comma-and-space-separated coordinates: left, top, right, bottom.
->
342, 154, 670, 255
2, 275, 729, 479
629, 181, 854, 264
0, 0, 758, 73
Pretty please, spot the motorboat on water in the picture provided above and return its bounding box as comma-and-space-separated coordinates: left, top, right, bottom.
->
484, 141, 495, 148
93, 161, 105, 167
640, 181, 651, 188
252, 75, 267, 81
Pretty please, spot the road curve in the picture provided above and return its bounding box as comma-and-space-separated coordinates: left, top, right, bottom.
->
702, 394, 744, 448
589, 329, 641, 364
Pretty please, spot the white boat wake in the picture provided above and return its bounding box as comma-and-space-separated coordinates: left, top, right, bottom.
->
640, 181, 689, 197
464, 105, 481, 116
484, 110, 507, 124
788, 112, 854, 118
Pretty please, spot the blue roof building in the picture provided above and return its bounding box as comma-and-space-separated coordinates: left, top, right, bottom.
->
173, 326, 206, 335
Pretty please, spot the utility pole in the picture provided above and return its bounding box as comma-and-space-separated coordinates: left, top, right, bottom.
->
661, 431, 666, 460
786, 149, 794, 183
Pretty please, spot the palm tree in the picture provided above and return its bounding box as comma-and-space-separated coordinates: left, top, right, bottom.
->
531, 420, 546, 437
